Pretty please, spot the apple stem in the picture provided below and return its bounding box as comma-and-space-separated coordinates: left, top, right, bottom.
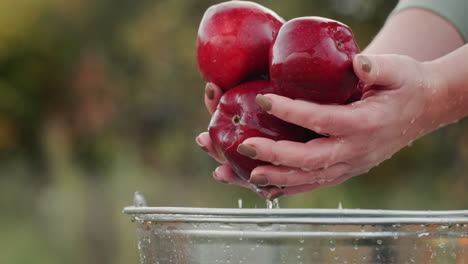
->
232, 115, 241, 125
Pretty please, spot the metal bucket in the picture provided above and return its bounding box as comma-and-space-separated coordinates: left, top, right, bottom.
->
124, 192, 468, 264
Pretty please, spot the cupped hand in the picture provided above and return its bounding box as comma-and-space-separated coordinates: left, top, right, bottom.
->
236, 54, 447, 196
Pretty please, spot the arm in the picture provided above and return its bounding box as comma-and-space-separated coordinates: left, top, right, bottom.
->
426, 44, 468, 124
364, 8, 464, 59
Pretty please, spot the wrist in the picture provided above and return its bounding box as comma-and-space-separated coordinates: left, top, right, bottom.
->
422, 59, 467, 130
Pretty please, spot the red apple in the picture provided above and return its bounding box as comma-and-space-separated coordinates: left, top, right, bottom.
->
197, 1, 284, 91
270, 17, 360, 104
208, 80, 320, 181
345, 80, 365, 104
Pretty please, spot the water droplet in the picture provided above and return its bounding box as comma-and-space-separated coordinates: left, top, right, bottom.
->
301, 167, 311, 172
407, 140, 413, 147
377, 239, 382, 245
330, 247, 336, 252
410, 117, 416, 124
299, 247, 304, 251
238, 198, 243, 209
418, 232, 429, 237
313, 126, 322, 133
338, 202, 343, 209
272, 198, 280, 209
299, 239, 305, 244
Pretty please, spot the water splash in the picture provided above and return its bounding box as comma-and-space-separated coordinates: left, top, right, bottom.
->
266, 198, 280, 209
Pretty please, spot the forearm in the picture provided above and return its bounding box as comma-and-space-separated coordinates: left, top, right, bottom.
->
363, 8, 464, 60
426, 44, 468, 125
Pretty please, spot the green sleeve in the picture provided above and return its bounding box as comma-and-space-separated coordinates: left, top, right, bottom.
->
392, 0, 468, 42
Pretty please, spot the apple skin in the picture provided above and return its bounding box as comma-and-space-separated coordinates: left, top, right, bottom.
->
197, 1, 284, 91
345, 80, 365, 104
270, 17, 360, 104
208, 80, 320, 181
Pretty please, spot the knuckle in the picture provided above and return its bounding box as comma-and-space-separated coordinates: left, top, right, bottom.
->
269, 140, 289, 165
282, 175, 296, 186
358, 109, 382, 132
267, 144, 281, 165
301, 153, 314, 169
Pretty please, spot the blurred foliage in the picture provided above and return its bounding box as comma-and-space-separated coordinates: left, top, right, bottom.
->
1, 0, 468, 263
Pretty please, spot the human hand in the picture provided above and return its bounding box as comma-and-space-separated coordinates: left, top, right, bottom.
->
233, 54, 448, 196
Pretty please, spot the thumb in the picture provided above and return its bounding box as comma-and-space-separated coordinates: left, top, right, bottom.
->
353, 54, 419, 89
204, 82, 223, 115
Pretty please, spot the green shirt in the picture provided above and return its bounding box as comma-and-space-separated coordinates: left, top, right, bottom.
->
393, 0, 468, 42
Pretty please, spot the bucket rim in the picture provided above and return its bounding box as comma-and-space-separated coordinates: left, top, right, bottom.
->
123, 206, 468, 224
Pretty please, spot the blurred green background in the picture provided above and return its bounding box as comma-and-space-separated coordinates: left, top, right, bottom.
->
1, 0, 468, 263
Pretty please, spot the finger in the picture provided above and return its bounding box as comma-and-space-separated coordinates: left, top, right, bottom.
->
196, 132, 225, 163
204, 83, 223, 115
239, 137, 351, 171
354, 54, 420, 88
282, 174, 353, 196
249, 163, 351, 187
212, 164, 283, 200
256, 93, 363, 135
212, 164, 247, 186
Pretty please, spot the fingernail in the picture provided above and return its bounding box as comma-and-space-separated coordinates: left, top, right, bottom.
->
237, 144, 257, 158
195, 136, 208, 152
255, 94, 272, 111
358, 55, 371, 73
249, 174, 269, 186
205, 83, 215, 100
267, 191, 284, 201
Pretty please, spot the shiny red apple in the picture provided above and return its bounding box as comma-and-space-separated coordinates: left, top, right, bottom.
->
197, 1, 284, 91
208, 80, 320, 181
270, 17, 360, 104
